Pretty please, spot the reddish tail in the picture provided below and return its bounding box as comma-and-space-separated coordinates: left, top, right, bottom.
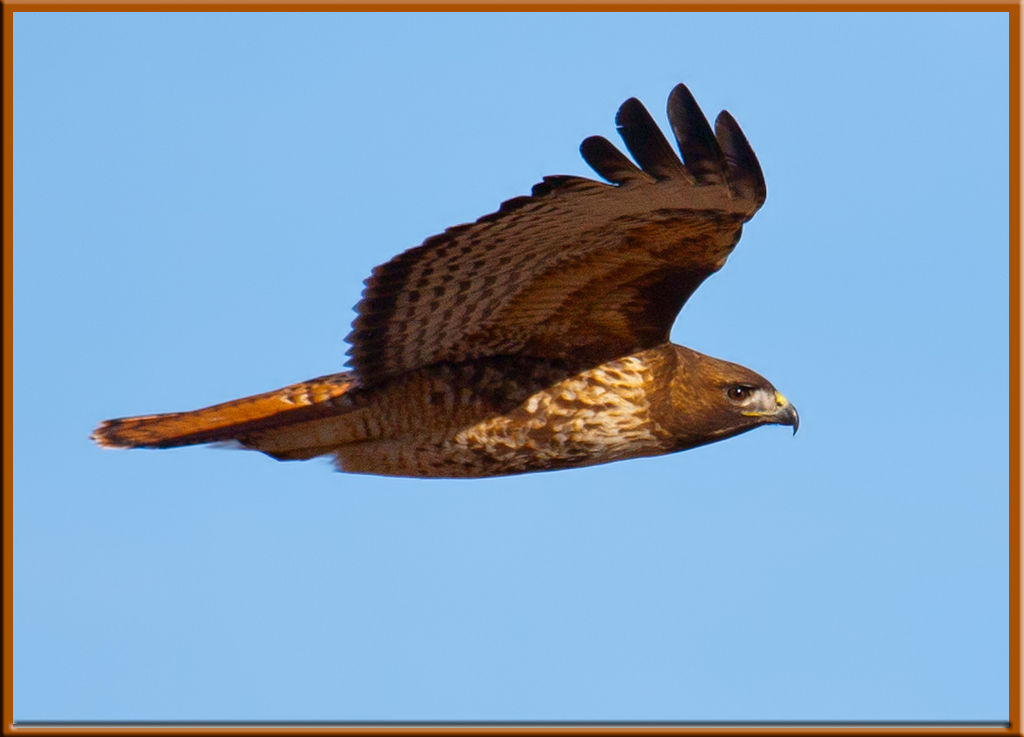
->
92, 373, 356, 452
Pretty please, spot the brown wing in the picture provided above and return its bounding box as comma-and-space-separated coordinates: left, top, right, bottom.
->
347, 84, 766, 384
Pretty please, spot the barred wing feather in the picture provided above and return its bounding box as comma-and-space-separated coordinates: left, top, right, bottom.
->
347, 84, 766, 384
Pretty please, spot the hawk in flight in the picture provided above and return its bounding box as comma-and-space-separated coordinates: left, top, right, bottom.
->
93, 84, 798, 478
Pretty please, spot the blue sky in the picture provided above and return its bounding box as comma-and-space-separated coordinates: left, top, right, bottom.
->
13, 11, 1009, 723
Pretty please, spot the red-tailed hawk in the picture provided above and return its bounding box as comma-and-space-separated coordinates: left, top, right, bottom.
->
93, 84, 798, 478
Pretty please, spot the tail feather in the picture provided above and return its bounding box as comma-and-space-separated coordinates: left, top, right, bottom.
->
92, 373, 356, 452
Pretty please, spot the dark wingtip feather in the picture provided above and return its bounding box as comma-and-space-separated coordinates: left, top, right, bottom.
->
580, 135, 645, 185
615, 97, 690, 181
667, 84, 728, 185
715, 110, 766, 206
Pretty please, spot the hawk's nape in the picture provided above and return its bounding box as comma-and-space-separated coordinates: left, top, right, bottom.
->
93, 83, 796, 478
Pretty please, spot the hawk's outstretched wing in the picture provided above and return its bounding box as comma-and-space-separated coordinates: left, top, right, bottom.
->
347, 84, 766, 384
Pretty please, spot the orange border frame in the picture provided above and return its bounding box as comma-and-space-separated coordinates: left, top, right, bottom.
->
2, 4, 1018, 735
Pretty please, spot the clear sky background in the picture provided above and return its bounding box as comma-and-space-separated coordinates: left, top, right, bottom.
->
13, 11, 1009, 723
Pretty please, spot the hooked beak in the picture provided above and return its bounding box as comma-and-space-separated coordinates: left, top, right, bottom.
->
742, 391, 799, 434
773, 392, 799, 435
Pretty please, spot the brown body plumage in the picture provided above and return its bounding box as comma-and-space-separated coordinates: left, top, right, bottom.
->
93, 84, 798, 478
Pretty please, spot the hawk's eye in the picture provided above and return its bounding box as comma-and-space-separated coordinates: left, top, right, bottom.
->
726, 385, 752, 402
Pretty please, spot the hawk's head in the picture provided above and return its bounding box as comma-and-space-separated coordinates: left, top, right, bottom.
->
661, 345, 798, 450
